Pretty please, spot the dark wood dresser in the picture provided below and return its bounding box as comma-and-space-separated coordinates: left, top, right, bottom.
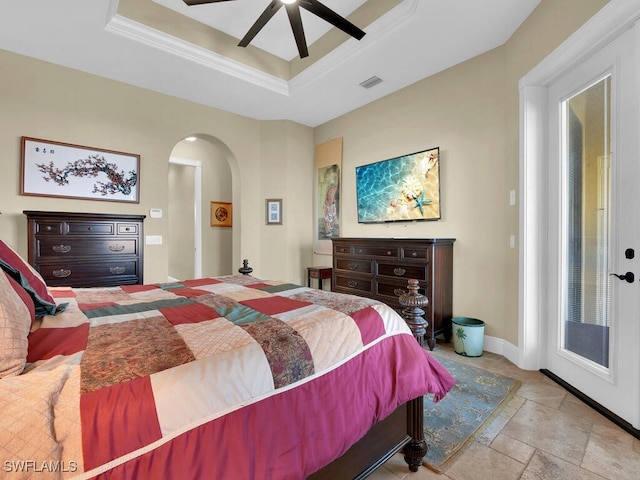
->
331, 237, 455, 349
24, 211, 145, 287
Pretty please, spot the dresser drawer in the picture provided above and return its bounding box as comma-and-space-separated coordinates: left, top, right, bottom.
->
335, 258, 373, 275
66, 221, 115, 235
377, 281, 431, 320
35, 238, 138, 259
353, 245, 398, 258
38, 260, 139, 287
376, 279, 428, 299
401, 247, 431, 261
377, 262, 428, 281
35, 221, 64, 235
334, 275, 373, 294
117, 223, 139, 235
333, 244, 352, 255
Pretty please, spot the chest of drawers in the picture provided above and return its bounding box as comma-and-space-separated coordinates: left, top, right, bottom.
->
24, 211, 145, 287
331, 238, 455, 349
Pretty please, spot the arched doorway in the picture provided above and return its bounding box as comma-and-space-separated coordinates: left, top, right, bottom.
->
168, 135, 239, 279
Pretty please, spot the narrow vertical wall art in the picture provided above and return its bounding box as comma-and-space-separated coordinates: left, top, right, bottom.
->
314, 137, 343, 254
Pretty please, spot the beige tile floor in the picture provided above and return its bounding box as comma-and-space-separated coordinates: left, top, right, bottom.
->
374, 343, 640, 480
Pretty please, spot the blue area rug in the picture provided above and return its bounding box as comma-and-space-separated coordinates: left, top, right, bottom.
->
423, 355, 520, 473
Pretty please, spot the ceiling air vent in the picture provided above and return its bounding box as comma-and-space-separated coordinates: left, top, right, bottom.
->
359, 76, 383, 89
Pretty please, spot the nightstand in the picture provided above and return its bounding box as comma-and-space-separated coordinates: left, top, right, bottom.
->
307, 267, 332, 290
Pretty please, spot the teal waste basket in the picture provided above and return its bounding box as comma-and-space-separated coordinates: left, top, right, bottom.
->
452, 317, 484, 357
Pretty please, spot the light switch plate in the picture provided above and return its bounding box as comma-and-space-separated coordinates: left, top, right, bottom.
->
146, 235, 163, 245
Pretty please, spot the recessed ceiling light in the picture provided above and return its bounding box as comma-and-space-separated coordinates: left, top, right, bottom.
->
185, 136, 197, 142
280, 0, 297, 4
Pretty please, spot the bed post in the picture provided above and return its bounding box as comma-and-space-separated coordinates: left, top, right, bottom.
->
238, 259, 253, 275
398, 279, 428, 472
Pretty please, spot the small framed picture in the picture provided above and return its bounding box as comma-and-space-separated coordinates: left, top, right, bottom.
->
211, 201, 232, 227
265, 198, 282, 225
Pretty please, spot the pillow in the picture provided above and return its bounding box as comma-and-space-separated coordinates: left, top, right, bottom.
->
6, 273, 35, 328
0, 270, 32, 378
0, 239, 58, 316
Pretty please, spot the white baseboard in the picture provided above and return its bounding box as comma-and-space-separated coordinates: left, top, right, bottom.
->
482, 335, 532, 371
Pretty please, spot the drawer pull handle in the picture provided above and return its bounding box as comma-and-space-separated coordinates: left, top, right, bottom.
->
110, 266, 126, 275
87, 227, 93, 231
52, 268, 71, 278
109, 244, 125, 252
347, 263, 359, 270
411, 252, 418, 257
45, 225, 52, 231
124, 227, 131, 232
387, 250, 392, 255
393, 267, 406, 276
347, 280, 358, 288
52, 244, 71, 254
358, 249, 363, 254
394, 288, 406, 297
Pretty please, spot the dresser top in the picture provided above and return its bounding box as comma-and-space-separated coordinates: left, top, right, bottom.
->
23, 210, 146, 221
331, 237, 455, 244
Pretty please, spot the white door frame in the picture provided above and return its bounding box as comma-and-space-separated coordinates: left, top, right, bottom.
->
169, 156, 203, 279
518, 0, 640, 371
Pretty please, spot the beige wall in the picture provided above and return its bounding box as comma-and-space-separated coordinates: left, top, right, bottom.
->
313, 0, 608, 344
0, 48, 314, 284
259, 121, 315, 284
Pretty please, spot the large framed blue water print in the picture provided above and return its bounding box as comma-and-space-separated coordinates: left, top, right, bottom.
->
355, 147, 440, 223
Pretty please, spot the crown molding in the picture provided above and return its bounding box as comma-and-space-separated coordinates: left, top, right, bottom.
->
105, 12, 290, 96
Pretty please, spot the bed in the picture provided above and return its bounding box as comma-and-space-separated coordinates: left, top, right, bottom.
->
0, 240, 455, 479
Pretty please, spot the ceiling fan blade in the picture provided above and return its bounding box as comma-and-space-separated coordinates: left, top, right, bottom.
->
300, 0, 366, 40
238, 0, 282, 48
285, 5, 309, 58
183, 0, 236, 6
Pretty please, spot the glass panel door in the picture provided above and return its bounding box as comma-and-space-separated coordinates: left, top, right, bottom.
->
546, 25, 640, 429
563, 76, 611, 368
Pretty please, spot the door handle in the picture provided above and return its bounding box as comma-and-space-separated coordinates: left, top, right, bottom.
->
610, 272, 635, 283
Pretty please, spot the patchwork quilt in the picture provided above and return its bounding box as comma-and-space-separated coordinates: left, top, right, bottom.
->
2, 275, 454, 479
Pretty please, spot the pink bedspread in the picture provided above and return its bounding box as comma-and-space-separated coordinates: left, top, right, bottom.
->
7, 275, 454, 479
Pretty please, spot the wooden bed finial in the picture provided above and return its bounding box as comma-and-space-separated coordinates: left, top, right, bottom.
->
399, 279, 429, 347
238, 259, 253, 275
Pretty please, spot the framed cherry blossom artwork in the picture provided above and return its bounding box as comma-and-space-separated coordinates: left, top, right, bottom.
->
21, 136, 140, 203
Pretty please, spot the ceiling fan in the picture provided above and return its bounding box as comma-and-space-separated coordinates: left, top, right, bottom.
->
182, 0, 366, 59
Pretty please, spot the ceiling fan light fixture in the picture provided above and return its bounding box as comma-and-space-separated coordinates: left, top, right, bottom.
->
185, 0, 366, 60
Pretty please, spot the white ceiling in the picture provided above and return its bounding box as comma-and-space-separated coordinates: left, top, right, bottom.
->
0, 0, 540, 127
